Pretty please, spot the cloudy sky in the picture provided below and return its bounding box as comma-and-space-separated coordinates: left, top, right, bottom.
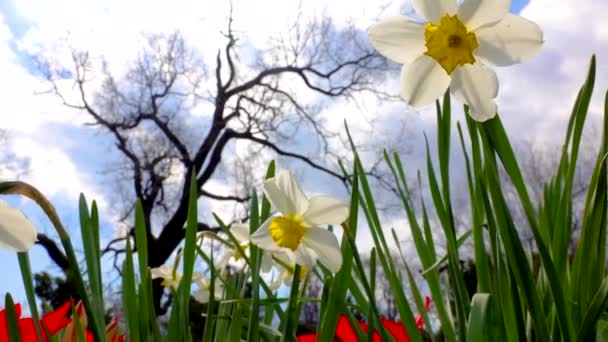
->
0, 0, 606, 307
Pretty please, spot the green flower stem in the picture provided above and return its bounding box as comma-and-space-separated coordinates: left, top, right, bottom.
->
281, 264, 302, 342
17, 252, 43, 342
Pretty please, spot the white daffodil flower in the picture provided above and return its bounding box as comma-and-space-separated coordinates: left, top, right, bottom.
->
250, 171, 349, 273
0, 200, 38, 252
220, 223, 275, 272
150, 264, 181, 289
192, 277, 224, 304
368, 0, 543, 121
150, 263, 203, 290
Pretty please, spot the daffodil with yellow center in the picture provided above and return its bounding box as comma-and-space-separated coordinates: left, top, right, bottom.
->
368, 0, 543, 121
251, 170, 349, 273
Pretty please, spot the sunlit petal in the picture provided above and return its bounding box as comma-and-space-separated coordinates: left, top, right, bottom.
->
401, 56, 451, 107
413, 0, 458, 22
450, 63, 498, 121
0, 200, 38, 252
294, 245, 317, 269
230, 223, 250, 243
302, 196, 349, 226
260, 251, 275, 273
458, 0, 510, 30
474, 13, 543, 66
263, 171, 309, 216
302, 227, 342, 273
250, 219, 277, 251
368, 17, 426, 65
150, 265, 173, 280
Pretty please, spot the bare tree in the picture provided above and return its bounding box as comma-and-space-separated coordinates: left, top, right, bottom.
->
34, 11, 392, 313
498, 127, 599, 249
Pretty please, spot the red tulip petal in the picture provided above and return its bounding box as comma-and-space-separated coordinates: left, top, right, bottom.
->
335, 315, 359, 342
297, 334, 318, 342
415, 315, 424, 331
14, 305, 22, 319
415, 296, 432, 330
18, 318, 46, 342
1, 304, 24, 342
0, 308, 8, 342
41, 301, 72, 335
381, 318, 410, 342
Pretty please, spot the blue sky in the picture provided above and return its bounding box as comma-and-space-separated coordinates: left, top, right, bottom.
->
1, 0, 607, 311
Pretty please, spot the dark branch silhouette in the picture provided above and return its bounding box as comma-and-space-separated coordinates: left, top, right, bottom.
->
35, 12, 392, 313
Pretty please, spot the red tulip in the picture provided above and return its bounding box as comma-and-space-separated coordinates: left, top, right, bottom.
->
298, 296, 431, 342
0, 301, 72, 342
62, 301, 125, 342
0, 300, 125, 342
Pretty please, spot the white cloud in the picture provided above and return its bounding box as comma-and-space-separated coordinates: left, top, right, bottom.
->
494, 0, 608, 138
0, 13, 110, 215
11, 138, 105, 203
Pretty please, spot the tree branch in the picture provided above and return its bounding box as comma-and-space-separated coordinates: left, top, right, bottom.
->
35, 233, 70, 271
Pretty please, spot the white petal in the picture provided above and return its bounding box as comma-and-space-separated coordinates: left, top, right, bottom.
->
229, 223, 250, 243
368, 17, 426, 65
271, 249, 296, 267
302, 227, 342, 273
260, 251, 275, 273
401, 55, 451, 107
150, 265, 173, 279
150, 265, 182, 289
413, 0, 458, 23
275, 249, 297, 267
192, 272, 204, 281
215, 251, 233, 269
250, 219, 278, 251
193, 289, 209, 303
263, 171, 309, 216
458, 0, 510, 30
280, 270, 294, 287
294, 245, 318, 269
268, 276, 283, 290
214, 282, 225, 300
302, 196, 349, 226
0, 200, 38, 252
474, 14, 544, 67
450, 63, 498, 122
